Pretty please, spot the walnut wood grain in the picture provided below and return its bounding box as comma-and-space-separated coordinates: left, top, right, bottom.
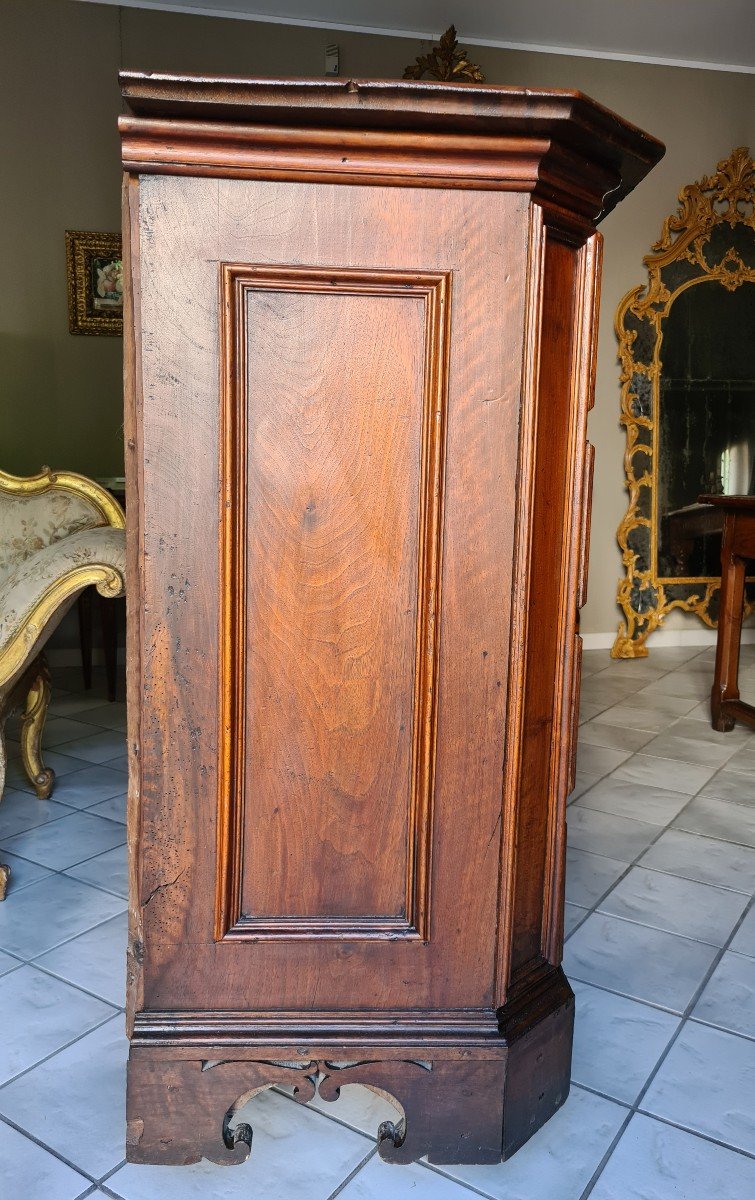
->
122, 74, 661, 1166
132, 175, 523, 1017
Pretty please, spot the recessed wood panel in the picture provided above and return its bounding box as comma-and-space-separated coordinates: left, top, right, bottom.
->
217, 265, 451, 941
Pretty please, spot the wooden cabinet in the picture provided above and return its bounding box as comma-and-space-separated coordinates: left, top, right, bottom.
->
121, 73, 662, 1167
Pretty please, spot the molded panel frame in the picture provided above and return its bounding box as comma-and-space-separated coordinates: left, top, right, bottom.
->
215, 263, 452, 943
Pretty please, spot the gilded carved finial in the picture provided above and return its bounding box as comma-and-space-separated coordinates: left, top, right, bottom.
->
403, 25, 485, 83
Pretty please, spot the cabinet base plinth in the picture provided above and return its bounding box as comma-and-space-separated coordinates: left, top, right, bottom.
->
127, 980, 574, 1167
126, 1053, 507, 1166
499, 967, 575, 1157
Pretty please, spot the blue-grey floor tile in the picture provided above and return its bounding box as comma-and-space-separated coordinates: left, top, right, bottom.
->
565, 847, 627, 908
88, 791, 126, 824
0, 964, 114, 1085
571, 981, 680, 1104
0, 791, 75, 840
639, 829, 755, 894
697, 768, 755, 806
337, 1156, 473, 1199
673, 794, 755, 849
730, 906, 755, 957
75, 702, 127, 732
598, 867, 749, 945
580, 679, 638, 708
304, 1075, 404, 1136
566, 808, 659, 862
48, 690, 112, 717
564, 912, 717, 1012
573, 777, 690, 826
668, 716, 755, 747
590, 1112, 755, 1200
435, 1085, 627, 1200
691, 951, 755, 1039
564, 903, 589, 937
0, 848, 53, 894
0, 1118, 90, 1200
5, 749, 90, 791
65, 843, 127, 898
3, 810, 125, 872
45, 764, 128, 810
568, 772, 601, 800
577, 722, 655, 753
612, 754, 718, 795
595, 698, 696, 732
641, 731, 736, 769
636, 675, 709, 702
0, 872, 125, 959
34, 911, 127, 1007
580, 703, 607, 724
47, 729, 125, 766
575, 744, 633, 779
32, 716, 106, 748
106, 1088, 371, 1200
718, 743, 755, 778
0, 1015, 127, 1178
0, 949, 21, 978
641, 1022, 755, 1154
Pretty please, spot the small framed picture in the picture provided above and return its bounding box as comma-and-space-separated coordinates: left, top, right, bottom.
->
65, 230, 123, 336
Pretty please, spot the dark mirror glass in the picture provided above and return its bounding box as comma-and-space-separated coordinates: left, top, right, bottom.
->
657, 281, 755, 578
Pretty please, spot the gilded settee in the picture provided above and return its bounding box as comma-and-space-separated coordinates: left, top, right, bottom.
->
0, 467, 126, 900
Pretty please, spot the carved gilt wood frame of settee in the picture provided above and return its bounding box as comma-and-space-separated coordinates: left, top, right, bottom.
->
0, 466, 126, 899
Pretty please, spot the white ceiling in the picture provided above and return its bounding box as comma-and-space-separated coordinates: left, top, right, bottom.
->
84, 0, 755, 72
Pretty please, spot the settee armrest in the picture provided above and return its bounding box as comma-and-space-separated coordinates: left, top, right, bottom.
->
0, 526, 125, 691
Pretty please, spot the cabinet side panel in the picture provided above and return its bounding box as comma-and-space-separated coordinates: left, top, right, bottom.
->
135, 178, 528, 1012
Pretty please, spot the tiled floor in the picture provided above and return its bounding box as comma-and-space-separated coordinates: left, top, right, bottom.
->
1, 648, 755, 1198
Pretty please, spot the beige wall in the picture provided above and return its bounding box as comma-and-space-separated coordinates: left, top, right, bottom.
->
2, 1, 753, 634
1, 1, 122, 479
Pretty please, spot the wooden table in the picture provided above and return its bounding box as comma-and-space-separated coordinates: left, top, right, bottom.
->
77, 480, 125, 701
699, 495, 755, 731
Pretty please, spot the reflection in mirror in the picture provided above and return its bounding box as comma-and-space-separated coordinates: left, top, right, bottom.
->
658, 282, 755, 578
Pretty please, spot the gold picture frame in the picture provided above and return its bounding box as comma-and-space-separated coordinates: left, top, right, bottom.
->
613, 147, 755, 658
65, 230, 123, 336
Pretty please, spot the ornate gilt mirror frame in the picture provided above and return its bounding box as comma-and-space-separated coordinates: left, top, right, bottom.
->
613, 147, 755, 658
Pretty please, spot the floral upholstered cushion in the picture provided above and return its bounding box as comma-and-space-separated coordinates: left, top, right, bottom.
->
0, 527, 126, 647
0, 490, 106, 584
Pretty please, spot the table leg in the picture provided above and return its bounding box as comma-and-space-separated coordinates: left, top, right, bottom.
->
100, 593, 118, 702
711, 517, 746, 731
78, 587, 93, 691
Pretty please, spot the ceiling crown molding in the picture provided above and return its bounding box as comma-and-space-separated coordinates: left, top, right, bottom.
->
80, 0, 755, 76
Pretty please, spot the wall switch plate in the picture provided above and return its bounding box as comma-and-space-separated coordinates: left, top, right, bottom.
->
325, 43, 339, 76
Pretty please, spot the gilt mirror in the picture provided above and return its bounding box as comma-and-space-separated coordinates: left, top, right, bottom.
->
613, 147, 755, 658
